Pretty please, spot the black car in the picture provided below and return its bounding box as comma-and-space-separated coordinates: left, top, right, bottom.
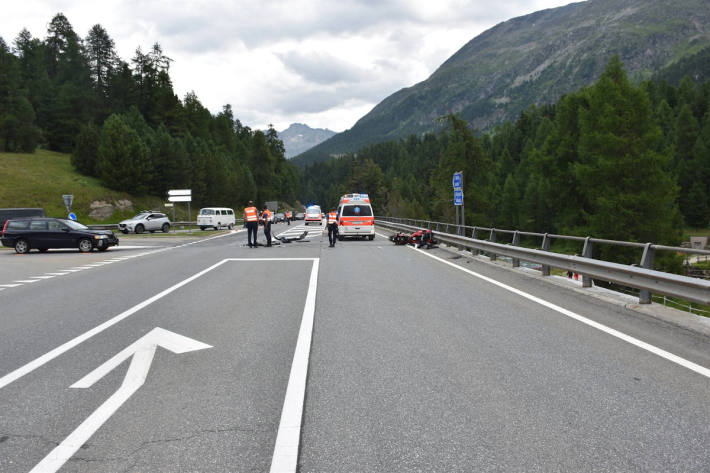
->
1, 217, 119, 254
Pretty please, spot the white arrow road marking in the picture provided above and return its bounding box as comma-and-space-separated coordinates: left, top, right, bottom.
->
29, 328, 212, 473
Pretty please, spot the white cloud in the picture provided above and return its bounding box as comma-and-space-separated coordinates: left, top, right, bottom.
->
0, 0, 579, 132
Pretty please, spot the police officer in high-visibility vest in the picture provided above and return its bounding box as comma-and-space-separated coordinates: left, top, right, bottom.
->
285, 210, 291, 225
243, 201, 259, 248
326, 207, 339, 247
261, 206, 273, 247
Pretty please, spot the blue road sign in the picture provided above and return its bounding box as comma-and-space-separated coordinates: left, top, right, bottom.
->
454, 189, 463, 206
68, 212, 77, 221
452, 172, 462, 189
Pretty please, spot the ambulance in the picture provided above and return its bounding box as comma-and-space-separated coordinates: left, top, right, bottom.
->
305, 205, 322, 225
337, 193, 375, 240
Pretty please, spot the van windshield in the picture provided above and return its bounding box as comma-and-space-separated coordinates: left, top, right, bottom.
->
341, 205, 372, 217
200, 209, 215, 215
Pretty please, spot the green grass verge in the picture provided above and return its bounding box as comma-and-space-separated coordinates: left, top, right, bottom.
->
0, 150, 169, 224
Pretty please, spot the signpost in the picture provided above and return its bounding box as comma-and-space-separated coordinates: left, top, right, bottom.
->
167, 189, 192, 224
452, 172, 464, 232
63, 194, 74, 219
454, 189, 463, 205
452, 172, 462, 190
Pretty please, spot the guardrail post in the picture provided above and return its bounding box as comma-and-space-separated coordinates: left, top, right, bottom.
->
489, 228, 497, 261
540, 233, 551, 276
470, 227, 479, 255
512, 231, 521, 267
639, 243, 655, 304
582, 237, 593, 288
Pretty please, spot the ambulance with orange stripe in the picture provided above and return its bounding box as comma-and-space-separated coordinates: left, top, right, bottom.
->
337, 193, 375, 241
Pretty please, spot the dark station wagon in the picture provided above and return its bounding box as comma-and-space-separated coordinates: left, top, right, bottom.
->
1, 217, 119, 254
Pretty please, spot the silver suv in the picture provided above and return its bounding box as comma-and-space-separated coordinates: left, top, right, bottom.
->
118, 211, 171, 234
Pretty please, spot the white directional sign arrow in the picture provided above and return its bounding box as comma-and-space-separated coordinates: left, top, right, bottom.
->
30, 327, 212, 473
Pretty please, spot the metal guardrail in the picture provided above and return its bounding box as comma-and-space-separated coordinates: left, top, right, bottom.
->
375, 218, 710, 307
87, 221, 199, 230
87, 220, 247, 231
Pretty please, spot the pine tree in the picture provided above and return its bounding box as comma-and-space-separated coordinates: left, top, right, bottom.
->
0, 37, 41, 151
684, 181, 709, 228
96, 114, 151, 193
574, 57, 681, 250
71, 122, 100, 175
85, 24, 117, 122
499, 174, 519, 229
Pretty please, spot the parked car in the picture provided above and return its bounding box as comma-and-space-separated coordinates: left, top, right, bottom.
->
1, 217, 119, 253
118, 211, 171, 234
294, 212, 305, 220
0, 208, 45, 230
274, 212, 285, 223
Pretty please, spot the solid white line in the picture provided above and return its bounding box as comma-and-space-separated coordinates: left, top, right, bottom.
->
270, 258, 319, 473
30, 275, 55, 279
0, 259, 230, 390
14, 280, 40, 283
0, 284, 22, 288
402, 240, 710, 379
45, 273, 70, 276
226, 258, 318, 262
113, 245, 161, 249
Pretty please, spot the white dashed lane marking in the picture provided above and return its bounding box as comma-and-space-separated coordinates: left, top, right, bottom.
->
0, 230, 242, 292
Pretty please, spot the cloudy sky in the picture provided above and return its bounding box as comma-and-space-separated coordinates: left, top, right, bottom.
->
1, 0, 576, 132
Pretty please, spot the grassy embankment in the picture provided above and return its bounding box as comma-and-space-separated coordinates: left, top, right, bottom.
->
0, 150, 181, 224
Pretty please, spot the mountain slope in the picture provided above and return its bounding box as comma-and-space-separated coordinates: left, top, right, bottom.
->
295, 0, 710, 165
278, 123, 336, 158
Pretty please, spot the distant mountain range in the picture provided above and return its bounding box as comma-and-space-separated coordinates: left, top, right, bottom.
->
295, 0, 710, 165
277, 123, 336, 158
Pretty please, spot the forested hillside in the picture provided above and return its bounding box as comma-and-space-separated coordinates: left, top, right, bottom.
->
296, 0, 710, 165
302, 58, 710, 266
0, 13, 300, 208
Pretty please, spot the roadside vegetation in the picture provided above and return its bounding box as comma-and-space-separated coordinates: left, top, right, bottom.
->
0, 149, 167, 223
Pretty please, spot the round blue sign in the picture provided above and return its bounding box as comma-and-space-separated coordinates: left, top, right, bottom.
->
68, 212, 77, 221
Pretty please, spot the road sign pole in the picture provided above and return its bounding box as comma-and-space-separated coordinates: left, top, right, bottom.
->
461, 173, 465, 232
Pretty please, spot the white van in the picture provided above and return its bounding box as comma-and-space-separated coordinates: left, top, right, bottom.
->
197, 207, 236, 230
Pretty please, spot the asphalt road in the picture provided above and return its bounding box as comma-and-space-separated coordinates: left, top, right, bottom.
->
0, 223, 708, 472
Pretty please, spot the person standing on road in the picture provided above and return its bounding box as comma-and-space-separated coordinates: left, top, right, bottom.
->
243, 201, 259, 248
286, 210, 291, 225
261, 206, 273, 247
326, 207, 339, 247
